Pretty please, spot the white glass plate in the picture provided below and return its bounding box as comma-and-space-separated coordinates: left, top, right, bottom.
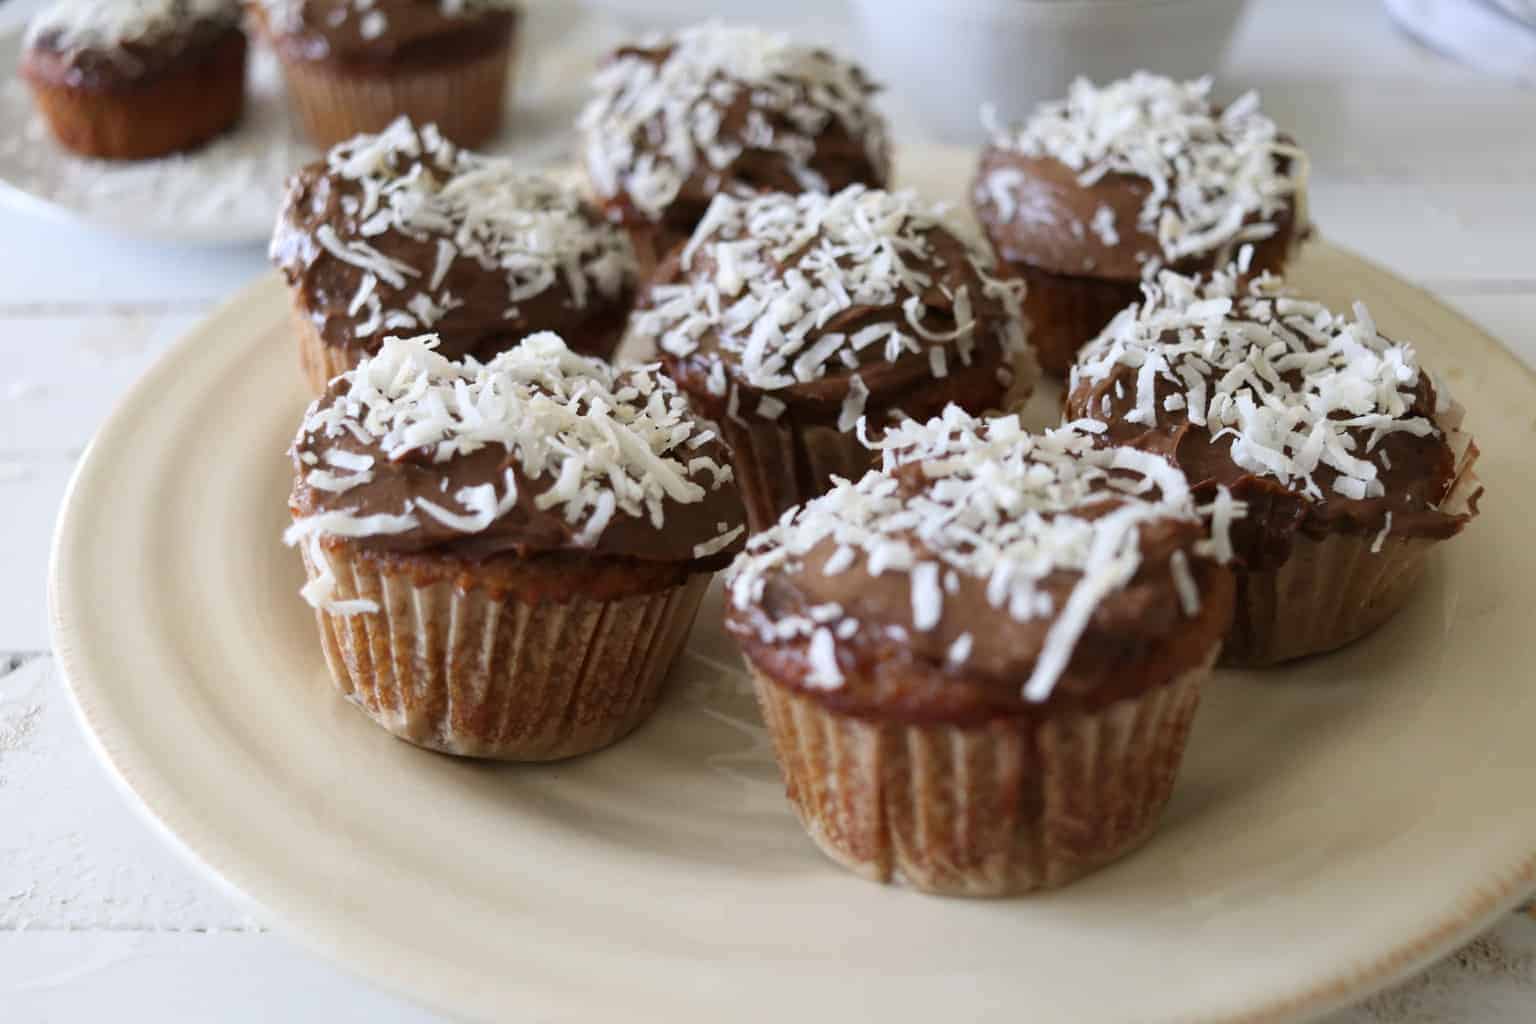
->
50, 147, 1536, 1022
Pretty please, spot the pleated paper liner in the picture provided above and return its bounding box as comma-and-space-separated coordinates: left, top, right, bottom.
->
718, 414, 877, 534
750, 656, 1213, 897
275, 43, 513, 150
299, 539, 710, 761
1223, 405, 1483, 667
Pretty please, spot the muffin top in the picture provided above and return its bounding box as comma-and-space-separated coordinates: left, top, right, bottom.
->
724, 408, 1238, 719
272, 118, 637, 357
975, 73, 1307, 280
1067, 268, 1480, 568
24, 0, 240, 83
637, 186, 1030, 426
579, 23, 890, 230
286, 333, 745, 596
251, 0, 518, 64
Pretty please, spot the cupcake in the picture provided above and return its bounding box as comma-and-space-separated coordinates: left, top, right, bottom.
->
284, 333, 745, 760
973, 73, 1309, 375
635, 185, 1033, 533
1066, 268, 1482, 666
271, 117, 637, 394
247, 0, 519, 148
21, 0, 246, 161
579, 23, 891, 281
726, 409, 1239, 895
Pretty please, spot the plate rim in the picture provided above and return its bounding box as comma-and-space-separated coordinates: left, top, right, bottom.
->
48, 255, 1536, 1024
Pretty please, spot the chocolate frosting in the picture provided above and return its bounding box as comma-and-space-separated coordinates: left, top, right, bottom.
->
270, 121, 636, 361
1067, 341, 1465, 570
724, 415, 1236, 722
731, 513, 1232, 722
649, 213, 1020, 411
972, 147, 1302, 282
581, 27, 890, 232
289, 339, 745, 566
248, 0, 516, 68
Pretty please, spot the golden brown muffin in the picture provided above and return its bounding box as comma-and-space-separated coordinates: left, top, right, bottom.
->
285, 333, 745, 760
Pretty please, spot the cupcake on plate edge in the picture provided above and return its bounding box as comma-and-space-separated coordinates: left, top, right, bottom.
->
284, 333, 746, 760
1065, 266, 1482, 666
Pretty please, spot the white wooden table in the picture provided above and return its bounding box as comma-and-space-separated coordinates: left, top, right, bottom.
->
2, 0, 1534, 1019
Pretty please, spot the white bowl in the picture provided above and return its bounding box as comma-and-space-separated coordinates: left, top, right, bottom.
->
851, 0, 1254, 144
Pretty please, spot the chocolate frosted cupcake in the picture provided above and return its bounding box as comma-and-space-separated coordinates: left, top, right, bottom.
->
284, 333, 745, 760
1067, 269, 1482, 666
248, 0, 519, 148
973, 73, 1308, 375
21, 0, 246, 160
636, 185, 1032, 533
727, 410, 1238, 895
579, 23, 891, 281
272, 117, 637, 394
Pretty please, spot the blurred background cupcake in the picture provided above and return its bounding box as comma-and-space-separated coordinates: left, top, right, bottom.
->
20, 0, 247, 160
246, 0, 522, 147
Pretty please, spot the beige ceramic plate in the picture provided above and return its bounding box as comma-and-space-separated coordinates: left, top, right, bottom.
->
51, 148, 1536, 1023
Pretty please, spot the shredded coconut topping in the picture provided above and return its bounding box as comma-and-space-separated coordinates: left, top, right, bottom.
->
636, 186, 1027, 413
579, 23, 889, 220
988, 73, 1307, 267
273, 117, 634, 343
285, 333, 736, 582
1072, 268, 1444, 503
726, 407, 1237, 701
26, 0, 236, 55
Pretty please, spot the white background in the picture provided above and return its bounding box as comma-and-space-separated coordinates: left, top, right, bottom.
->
2, 0, 1535, 1020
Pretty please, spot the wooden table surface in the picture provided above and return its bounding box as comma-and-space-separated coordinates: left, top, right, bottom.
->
2, 0, 1534, 1019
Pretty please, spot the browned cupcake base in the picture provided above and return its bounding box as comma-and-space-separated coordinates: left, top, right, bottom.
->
298, 537, 710, 761
275, 42, 512, 149
750, 658, 1211, 896
22, 32, 247, 161
698, 352, 1023, 534
1013, 262, 1141, 377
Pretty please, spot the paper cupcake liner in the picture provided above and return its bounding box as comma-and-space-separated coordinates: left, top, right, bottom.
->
23, 32, 247, 161
291, 306, 363, 394
749, 659, 1211, 896
298, 540, 710, 761
276, 44, 513, 150
719, 415, 876, 534
1223, 407, 1483, 667
1013, 262, 1142, 377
